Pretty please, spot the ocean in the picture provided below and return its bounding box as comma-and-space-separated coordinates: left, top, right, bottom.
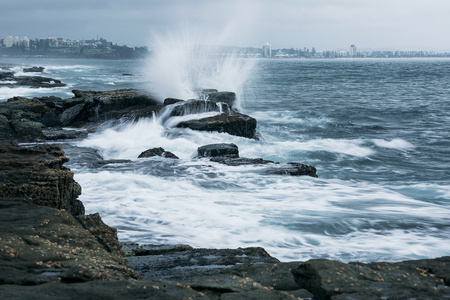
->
1, 56, 449, 262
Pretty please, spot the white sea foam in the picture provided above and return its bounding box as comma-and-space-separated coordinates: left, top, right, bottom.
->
372, 138, 414, 149
74, 166, 450, 262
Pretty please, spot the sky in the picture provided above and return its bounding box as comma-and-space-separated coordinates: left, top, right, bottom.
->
1, 0, 450, 52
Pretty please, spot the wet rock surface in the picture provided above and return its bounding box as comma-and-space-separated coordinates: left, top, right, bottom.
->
198, 143, 318, 177
0, 140, 84, 216
197, 143, 239, 158
178, 112, 258, 139
138, 147, 179, 159
0, 71, 65, 88
292, 258, 450, 299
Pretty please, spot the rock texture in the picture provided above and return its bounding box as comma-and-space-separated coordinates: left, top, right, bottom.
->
178, 113, 257, 139
0, 71, 65, 88
0, 140, 84, 216
138, 147, 179, 159
197, 143, 239, 158
292, 258, 450, 299
197, 143, 318, 177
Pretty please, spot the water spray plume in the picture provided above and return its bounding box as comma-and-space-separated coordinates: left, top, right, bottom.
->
144, 27, 256, 110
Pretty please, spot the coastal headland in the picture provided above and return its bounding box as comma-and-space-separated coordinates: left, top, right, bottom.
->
0, 77, 449, 298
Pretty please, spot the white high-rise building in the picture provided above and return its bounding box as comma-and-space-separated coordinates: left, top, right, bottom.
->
262, 42, 272, 58
349, 44, 357, 57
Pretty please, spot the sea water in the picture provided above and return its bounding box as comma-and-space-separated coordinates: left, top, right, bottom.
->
1, 56, 449, 262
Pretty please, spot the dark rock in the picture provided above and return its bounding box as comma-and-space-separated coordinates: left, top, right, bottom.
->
166, 99, 227, 117
0, 199, 139, 287
0, 280, 204, 300
0, 97, 65, 142
23, 66, 45, 73
0, 71, 15, 79
59, 103, 86, 126
266, 162, 317, 177
9, 119, 45, 142
0, 140, 84, 216
197, 143, 239, 158
63, 89, 161, 126
138, 147, 179, 159
126, 246, 279, 281
12, 76, 65, 88
71, 89, 159, 112
291, 258, 450, 300
163, 97, 184, 105
211, 157, 274, 166
42, 128, 89, 140
121, 242, 193, 256
204, 145, 317, 177
205, 91, 237, 108
177, 112, 257, 139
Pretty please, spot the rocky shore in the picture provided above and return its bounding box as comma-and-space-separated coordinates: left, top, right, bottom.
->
1, 88, 449, 299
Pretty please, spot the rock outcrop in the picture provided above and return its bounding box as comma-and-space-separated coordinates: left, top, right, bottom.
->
0, 140, 84, 216
138, 147, 179, 159
197, 143, 318, 177
23, 66, 45, 73
178, 113, 258, 139
0, 71, 65, 88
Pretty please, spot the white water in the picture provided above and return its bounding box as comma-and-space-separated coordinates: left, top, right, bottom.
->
73, 116, 450, 262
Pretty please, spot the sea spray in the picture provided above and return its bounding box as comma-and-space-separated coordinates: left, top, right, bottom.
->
143, 29, 256, 110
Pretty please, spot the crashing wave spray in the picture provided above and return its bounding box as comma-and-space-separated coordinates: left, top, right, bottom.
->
144, 28, 256, 110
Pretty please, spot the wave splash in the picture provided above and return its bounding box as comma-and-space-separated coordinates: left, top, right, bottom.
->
143, 29, 256, 110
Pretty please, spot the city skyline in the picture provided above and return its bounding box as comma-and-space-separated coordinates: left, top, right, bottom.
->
1, 1, 450, 52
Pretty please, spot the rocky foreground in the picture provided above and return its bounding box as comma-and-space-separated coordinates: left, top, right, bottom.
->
1, 89, 449, 299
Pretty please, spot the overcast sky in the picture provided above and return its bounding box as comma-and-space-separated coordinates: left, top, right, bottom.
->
1, 0, 450, 51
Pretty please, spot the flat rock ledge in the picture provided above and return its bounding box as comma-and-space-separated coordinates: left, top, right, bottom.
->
0, 141, 449, 299
197, 143, 318, 177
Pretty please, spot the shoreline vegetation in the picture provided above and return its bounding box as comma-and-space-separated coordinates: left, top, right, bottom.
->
1, 72, 449, 298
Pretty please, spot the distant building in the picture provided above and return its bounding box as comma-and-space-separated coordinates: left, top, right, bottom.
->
262, 42, 271, 58
349, 44, 357, 57
3, 36, 14, 47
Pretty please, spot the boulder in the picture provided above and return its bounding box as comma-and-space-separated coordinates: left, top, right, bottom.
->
138, 147, 179, 159
205, 91, 237, 108
197, 143, 239, 158
177, 112, 257, 139
163, 97, 184, 105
